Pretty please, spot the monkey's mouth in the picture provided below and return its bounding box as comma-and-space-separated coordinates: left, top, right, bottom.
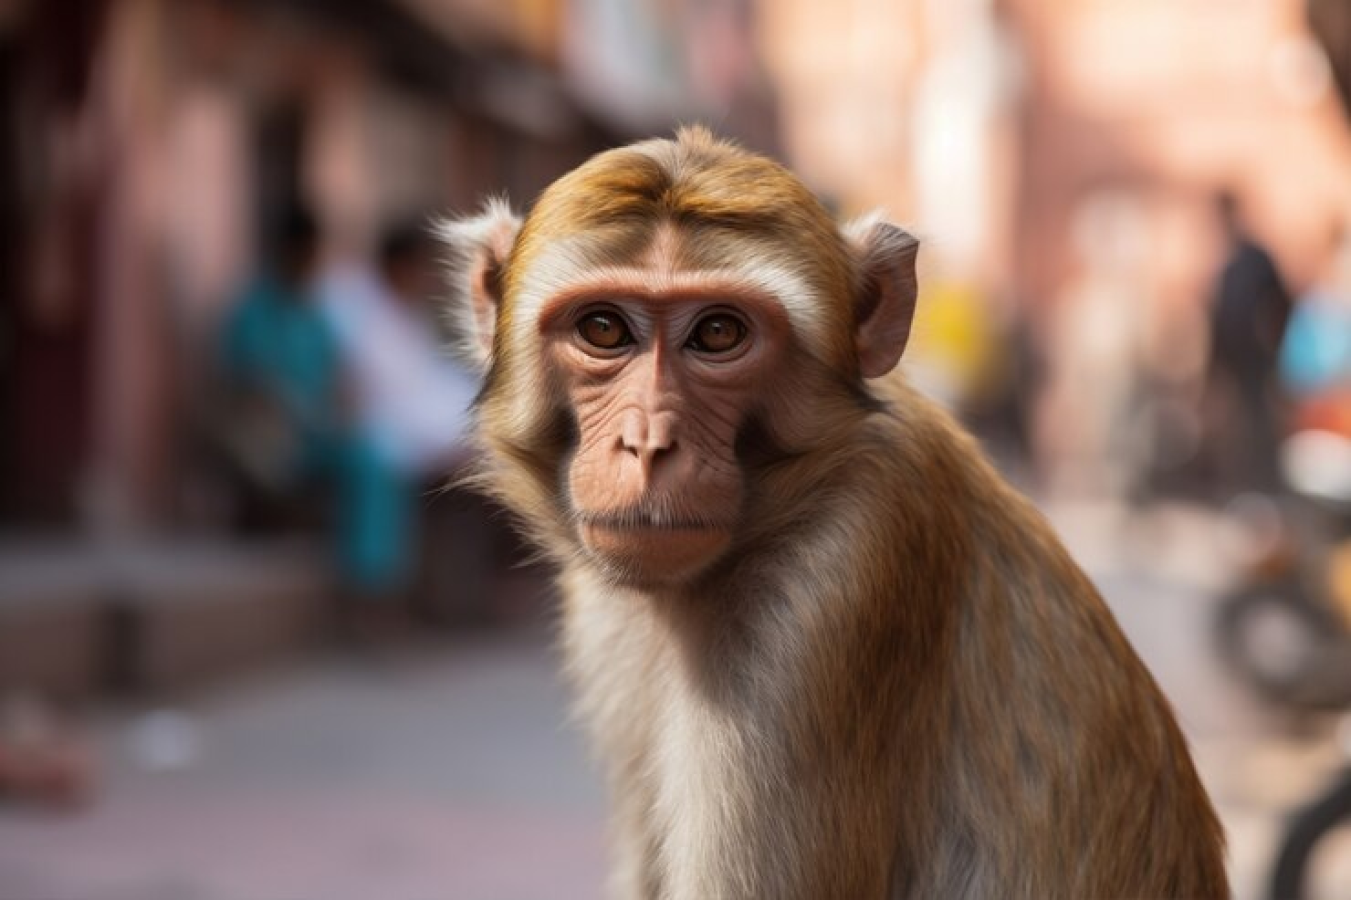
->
576, 509, 733, 581
579, 509, 726, 532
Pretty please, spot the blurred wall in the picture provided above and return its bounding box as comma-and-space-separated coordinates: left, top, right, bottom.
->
756, 0, 1351, 489
0, 0, 111, 526
0, 0, 618, 533
12, 0, 1349, 530
758, 0, 1351, 317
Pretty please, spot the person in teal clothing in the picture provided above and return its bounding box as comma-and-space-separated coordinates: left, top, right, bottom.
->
220, 207, 413, 600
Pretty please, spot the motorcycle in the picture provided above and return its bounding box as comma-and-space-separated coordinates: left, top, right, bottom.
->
1213, 400, 1351, 900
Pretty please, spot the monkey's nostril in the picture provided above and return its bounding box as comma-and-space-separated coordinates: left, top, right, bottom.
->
648, 414, 677, 454
619, 417, 646, 456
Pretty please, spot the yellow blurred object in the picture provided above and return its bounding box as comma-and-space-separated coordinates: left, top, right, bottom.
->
1329, 538, 1351, 629
907, 278, 1005, 409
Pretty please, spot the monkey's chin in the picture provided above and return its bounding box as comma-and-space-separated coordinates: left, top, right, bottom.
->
579, 523, 733, 587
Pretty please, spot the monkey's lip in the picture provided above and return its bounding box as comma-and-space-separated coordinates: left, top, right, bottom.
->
579, 510, 728, 532
577, 514, 733, 579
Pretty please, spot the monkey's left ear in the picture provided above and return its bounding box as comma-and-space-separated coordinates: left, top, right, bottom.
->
844, 215, 920, 379
436, 198, 523, 370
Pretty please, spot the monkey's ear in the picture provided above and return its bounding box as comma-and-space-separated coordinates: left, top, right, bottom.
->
436, 198, 523, 370
844, 214, 919, 379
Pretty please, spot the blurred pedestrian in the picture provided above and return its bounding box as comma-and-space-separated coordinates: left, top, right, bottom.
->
313, 223, 478, 629
217, 206, 408, 609
319, 223, 476, 476
1205, 191, 1292, 494
218, 207, 338, 487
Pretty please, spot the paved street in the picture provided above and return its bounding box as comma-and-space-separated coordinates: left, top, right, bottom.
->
0, 632, 608, 900
1, 501, 1348, 899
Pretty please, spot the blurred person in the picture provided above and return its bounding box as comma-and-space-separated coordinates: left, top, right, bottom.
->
1205, 190, 1293, 494
314, 223, 478, 627
1280, 220, 1351, 418
318, 223, 476, 476
219, 207, 337, 481
217, 207, 408, 610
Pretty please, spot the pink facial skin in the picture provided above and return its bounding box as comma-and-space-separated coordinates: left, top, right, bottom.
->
539, 283, 792, 585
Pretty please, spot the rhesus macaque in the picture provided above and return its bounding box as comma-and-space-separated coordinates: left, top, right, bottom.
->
440, 127, 1227, 899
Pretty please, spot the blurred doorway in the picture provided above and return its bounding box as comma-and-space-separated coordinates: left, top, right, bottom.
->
0, 0, 109, 528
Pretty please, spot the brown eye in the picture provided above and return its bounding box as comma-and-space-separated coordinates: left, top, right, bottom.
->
578, 311, 633, 350
688, 314, 747, 354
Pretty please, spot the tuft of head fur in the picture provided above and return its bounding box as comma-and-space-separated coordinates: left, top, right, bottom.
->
505, 128, 860, 367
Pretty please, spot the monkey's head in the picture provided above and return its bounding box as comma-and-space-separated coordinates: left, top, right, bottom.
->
441, 127, 918, 589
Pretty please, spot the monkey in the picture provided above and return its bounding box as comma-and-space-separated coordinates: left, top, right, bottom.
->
438, 127, 1228, 900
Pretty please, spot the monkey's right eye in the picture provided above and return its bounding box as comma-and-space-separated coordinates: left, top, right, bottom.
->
577, 311, 633, 351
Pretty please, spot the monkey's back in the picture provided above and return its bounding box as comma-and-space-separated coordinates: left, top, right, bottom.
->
873, 379, 1229, 899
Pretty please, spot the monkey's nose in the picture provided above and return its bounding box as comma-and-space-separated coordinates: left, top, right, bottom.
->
620, 411, 678, 466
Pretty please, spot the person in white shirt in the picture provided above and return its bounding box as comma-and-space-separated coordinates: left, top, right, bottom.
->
317, 224, 478, 605
321, 226, 477, 474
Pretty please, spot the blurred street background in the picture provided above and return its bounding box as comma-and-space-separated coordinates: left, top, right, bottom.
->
3, 1, 1351, 898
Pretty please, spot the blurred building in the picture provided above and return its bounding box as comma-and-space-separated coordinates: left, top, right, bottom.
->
9, 0, 1351, 525
561, 0, 777, 152
0, 0, 780, 537
0, 0, 784, 700
763, 0, 1351, 289
758, 0, 1351, 487
0, 0, 613, 532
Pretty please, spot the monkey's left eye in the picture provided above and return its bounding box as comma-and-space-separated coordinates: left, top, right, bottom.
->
577, 311, 634, 351
687, 314, 747, 354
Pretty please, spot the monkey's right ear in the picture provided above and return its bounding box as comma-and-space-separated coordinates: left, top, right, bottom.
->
436, 198, 523, 370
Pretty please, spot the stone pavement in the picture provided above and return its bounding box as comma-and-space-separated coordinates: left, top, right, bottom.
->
0, 633, 608, 900
0, 501, 1348, 899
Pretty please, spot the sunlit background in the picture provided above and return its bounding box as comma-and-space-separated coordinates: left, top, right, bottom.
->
2, 1, 1351, 898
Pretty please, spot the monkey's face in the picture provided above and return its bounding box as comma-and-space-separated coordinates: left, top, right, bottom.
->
441, 129, 919, 589
539, 285, 793, 584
